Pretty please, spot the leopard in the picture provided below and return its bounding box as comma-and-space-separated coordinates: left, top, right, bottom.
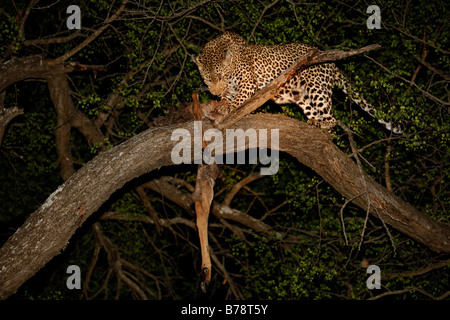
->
194, 31, 402, 134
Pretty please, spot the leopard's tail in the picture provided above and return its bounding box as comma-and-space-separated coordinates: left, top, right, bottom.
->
334, 69, 403, 134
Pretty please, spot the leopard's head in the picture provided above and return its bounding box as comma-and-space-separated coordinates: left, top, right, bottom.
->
194, 32, 246, 97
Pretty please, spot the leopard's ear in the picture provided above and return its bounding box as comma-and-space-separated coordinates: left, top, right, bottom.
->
192, 54, 201, 66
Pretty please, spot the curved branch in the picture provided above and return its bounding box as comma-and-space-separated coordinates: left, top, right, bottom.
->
143, 176, 275, 235
0, 55, 106, 93
0, 113, 449, 299
0, 106, 23, 146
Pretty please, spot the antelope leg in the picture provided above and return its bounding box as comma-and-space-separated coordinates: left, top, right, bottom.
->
193, 163, 220, 293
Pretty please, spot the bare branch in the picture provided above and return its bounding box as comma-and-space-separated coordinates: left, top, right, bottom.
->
48, 0, 129, 66
368, 287, 450, 300
0, 55, 106, 93
383, 258, 450, 281
23, 30, 84, 47
365, 55, 450, 106
412, 53, 450, 81
223, 172, 263, 206
136, 186, 162, 234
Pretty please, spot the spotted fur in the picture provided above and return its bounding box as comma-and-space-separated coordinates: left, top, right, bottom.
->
195, 32, 402, 133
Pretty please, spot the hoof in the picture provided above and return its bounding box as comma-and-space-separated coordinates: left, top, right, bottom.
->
200, 280, 209, 293
200, 267, 210, 293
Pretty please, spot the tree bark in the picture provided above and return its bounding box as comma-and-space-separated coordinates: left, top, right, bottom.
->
0, 55, 106, 93
0, 106, 23, 146
0, 113, 449, 299
47, 73, 106, 179
0, 56, 106, 179
47, 74, 76, 180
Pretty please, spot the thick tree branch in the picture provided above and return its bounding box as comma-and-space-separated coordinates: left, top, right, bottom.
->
0, 55, 106, 177
0, 55, 106, 93
0, 113, 449, 299
0, 106, 23, 146
47, 74, 76, 180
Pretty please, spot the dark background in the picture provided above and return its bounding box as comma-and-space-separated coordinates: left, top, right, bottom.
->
0, 0, 449, 300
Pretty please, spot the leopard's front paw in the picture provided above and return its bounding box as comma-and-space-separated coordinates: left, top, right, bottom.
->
216, 103, 230, 115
